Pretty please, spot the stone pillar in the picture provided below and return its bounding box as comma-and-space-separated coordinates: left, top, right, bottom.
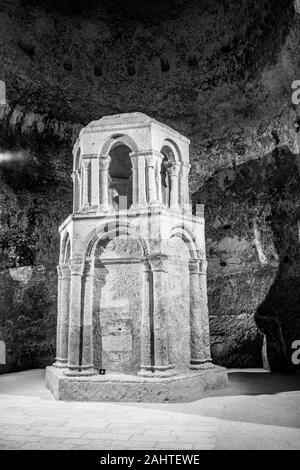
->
72, 170, 80, 213
130, 154, 139, 209
99, 154, 111, 212
181, 162, 191, 213
90, 155, 99, 208
65, 258, 84, 376
138, 261, 153, 376
53, 264, 62, 367
81, 159, 90, 209
149, 257, 175, 376
189, 259, 212, 369
156, 155, 163, 204
130, 153, 147, 209
92, 261, 108, 371
145, 154, 160, 206
81, 260, 97, 375
199, 259, 212, 364
166, 161, 180, 210
54, 264, 70, 368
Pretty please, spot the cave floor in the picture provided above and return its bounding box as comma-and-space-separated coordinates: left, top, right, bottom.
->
0, 368, 299, 450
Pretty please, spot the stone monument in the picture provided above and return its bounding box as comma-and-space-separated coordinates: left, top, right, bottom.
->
46, 112, 227, 401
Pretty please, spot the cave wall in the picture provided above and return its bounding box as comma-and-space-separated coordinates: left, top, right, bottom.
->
193, 145, 300, 370
0, 0, 300, 371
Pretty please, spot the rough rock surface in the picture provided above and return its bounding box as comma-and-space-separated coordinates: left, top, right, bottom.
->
193, 146, 300, 370
0, 0, 300, 371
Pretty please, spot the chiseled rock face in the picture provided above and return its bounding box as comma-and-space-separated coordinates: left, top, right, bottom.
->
0, 0, 300, 370
193, 146, 300, 371
0, 265, 57, 370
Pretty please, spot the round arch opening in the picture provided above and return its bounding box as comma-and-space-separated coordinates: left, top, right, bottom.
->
108, 144, 133, 210
160, 144, 176, 208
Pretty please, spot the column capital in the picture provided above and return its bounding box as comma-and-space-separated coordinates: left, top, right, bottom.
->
71, 170, 79, 181
189, 259, 200, 273
99, 154, 111, 170
145, 154, 157, 168
130, 153, 139, 168
69, 258, 84, 276
199, 259, 208, 274
165, 160, 180, 176
148, 255, 168, 272
83, 260, 94, 277
82, 159, 91, 169
57, 263, 71, 279
141, 258, 151, 272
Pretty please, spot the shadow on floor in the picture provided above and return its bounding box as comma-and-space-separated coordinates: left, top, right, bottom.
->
201, 370, 300, 398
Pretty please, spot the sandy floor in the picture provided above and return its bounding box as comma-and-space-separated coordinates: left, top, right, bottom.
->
0, 368, 299, 450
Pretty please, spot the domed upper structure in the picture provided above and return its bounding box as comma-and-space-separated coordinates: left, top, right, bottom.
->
72, 112, 191, 213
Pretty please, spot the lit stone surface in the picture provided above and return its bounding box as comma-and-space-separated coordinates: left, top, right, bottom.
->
47, 112, 227, 401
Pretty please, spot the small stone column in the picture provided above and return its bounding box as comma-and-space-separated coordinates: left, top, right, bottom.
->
53, 265, 62, 367
145, 154, 159, 206
166, 161, 180, 210
81, 260, 97, 375
130, 153, 147, 209
65, 259, 84, 376
181, 162, 191, 213
81, 159, 90, 209
150, 257, 175, 376
138, 261, 153, 376
72, 170, 80, 213
189, 259, 212, 369
130, 154, 139, 209
99, 154, 111, 212
54, 264, 70, 368
156, 154, 163, 204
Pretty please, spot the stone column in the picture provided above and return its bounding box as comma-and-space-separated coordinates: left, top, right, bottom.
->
92, 261, 108, 371
189, 259, 212, 369
99, 154, 111, 212
181, 162, 191, 213
81, 260, 97, 375
65, 258, 84, 376
156, 154, 163, 204
81, 159, 90, 209
71, 170, 80, 213
130, 154, 139, 209
149, 257, 175, 376
166, 161, 180, 210
130, 153, 147, 209
90, 155, 99, 208
145, 154, 159, 206
138, 261, 153, 376
199, 259, 212, 364
54, 264, 70, 368
53, 264, 62, 367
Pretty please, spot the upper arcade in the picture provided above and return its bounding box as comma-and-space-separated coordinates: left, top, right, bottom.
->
71, 112, 191, 215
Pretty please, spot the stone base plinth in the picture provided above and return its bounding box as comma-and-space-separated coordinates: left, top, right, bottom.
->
46, 365, 228, 402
